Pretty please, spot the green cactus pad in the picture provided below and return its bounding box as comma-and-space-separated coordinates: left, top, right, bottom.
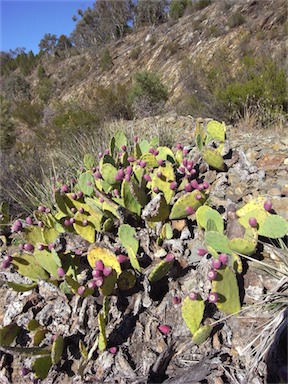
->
73, 212, 96, 243
118, 224, 141, 272
51, 335, 64, 364
0, 201, 9, 228
148, 259, 173, 283
118, 270, 137, 290
0, 323, 21, 346
258, 214, 288, 239
78, 172, 94, 196
54, 192, 73, 216
102, 218, 114, 232
7, 281, 38, 292
114, 130, 128, 149
88, 245, 122, 275
182, 296, 204, 335
140, 153, 158, 168
228, 237, 256, 256
231, 253, 243, 273
130, 180, 148, 207
42, 228, 59, 246
32, 356, 52, 379
175, 149, 183, 165
143, 194, 170, 222
160, 223, 173, 240
211, 265, 241, 314
156, 146, 175, 163
169, 190, 206, 220
196, 206, 224, 233
192, 324, 212, 345
152, 163, 175, 204
79, 340, 88, 360
139, 139, 150, 154
206, 120, 226, 142
205, 231, 231, 254
12, 254, 49, 281
236, 197, 267, 217
33, 329, 46, 347
195, 120, 205, 150
202, 148, 225, 171
101, 163, 118, 186
25, 226, 44, 246
84, 154, 95, 169
98, 312, 107, 352
34, 248, 61, 278
121, 180, 142, 216
207, 246, 219, 259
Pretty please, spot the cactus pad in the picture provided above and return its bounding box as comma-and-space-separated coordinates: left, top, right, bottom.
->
12, 254, 49, 281
192, 324, 212, 345
196, 206, 224, 233
202, 148, 225, 171
148, 259, 173, 283
181, 296, 204, 335
118, 224, 141, 272
34, 248, 61, 278
169, 190, 206, 220
51, 335, 64, 364
87, 245, 121, 275
206, 120, 226, 142
211, 265, 241, 314
98, 312, 107, 351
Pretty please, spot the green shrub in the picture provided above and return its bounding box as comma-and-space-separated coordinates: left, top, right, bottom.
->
99, 48, 113, 72
0, 97, 16, 150
129, 71, 168, 117
130, 46, 141, 60
170, 0, 188, 19
13, 100, 44, 128
228, 11, 246, 28
193, 0, 212, 11
37, 77, 53, 103
2, 75, 31, 100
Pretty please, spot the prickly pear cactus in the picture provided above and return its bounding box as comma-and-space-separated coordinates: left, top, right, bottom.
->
202, 148, 225, 171
196, 206, 224, 233
118, 224, 141, 272
169, 190, 206, 220
148, 258, 173, 283
182, 295, 205, 335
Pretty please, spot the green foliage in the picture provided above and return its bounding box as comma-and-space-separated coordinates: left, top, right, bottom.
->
99, 48, 113, 72
193, 0, 212, 11
2, 74, 31, 100
170, 0, 188, 19
0, 97, 16, 150
12, 100, 43, 128
228, 11, 246, 28
130, 46, 141, 60
182, 295, 205, 335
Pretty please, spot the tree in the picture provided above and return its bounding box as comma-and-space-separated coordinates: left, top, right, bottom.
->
39, 33, 58, 55
56, 35, 72, 57
135, 0, 168, 28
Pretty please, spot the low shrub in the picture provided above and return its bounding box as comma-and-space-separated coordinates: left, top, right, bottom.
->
228, 11, 246, 28
130, 46, 141, 60
99, 48, 113, 72
12, 100, 44, 128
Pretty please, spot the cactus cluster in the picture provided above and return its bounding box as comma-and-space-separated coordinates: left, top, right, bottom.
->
1, 119, 287, 379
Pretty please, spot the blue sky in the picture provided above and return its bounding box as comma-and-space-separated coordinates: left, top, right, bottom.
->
0, 0, 95, 53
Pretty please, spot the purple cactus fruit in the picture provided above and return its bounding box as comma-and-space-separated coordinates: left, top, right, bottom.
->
109, 346, 117, 354
71, 193, 77, 200
136, 159, 141, 165
4, 254, 12, 263
176, 143, 183, 150
207, 269, 218, 281
165, 253, 175, 262
121, 145, 127, 151
92, 269, 103, 278
38, 221, 44, 228
18, 243, 24, 251
144, 174, 152, 182
186, 164, 193, 172
190, 180, 199, 189
104, 149, 110, 155
75, 249, 82, 256
99, 198, 104, 203
169, 181, 177, 190
77, 191, 84, 198
95, 259, 105, 271
69, 217, 75, 224
153, 186, 159, 193
128, 156, 135, 163
178, 166, 186, 173
218, 253, 228, 265
126, 166, 133, 175
156, 171, 162, 178
57, 267, 65, 278
38, 205, 45, 213
208, 292, 219, 303
185, 183, 193, 192
133, 136, 138, 143
48, 243, 55, 251
77, 286, 85, 295
117, 254, 129, 263
149, 147, 155, 154
1, 259, 10, 269
185, 206, 195, 215
157, 159, 164, 166
158, 324, 171, 335
61, 185, 69, 193
183, 159, 188, 167
197, 248, 208, 256
37, 244, 45, 251
82, 220, 88, 226
103, 266, 113, 276
25, 216, 33, 225
197, 183, 204, 191
154, 149, 159, 156
78, 207, 85, 214
86, 180, 92, 186
45, 207, 51, 214
113, 189, 119, 197
189, 292, 198, 300
64, 219, 71, 226
195, 193, 202, 201
172, 296, 181, 305
24, 243, 34, 252
95, 276, 104, 287
12, 220, 22, 232
249, 217, 258, 228
139, 160, 146, 168
264, 200, 273, 212
98, 152, 103, 158
19, 367, 30, 377
124, 174, 131, 182
94, 171, 102, 180
190, 169, 197, 175
203, 181, 210, 189
211, 258, 222, 269
87, 279, 98, 289
183, 148, 189, 155
71, 207, 77, 214
114, 169, 125, 182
